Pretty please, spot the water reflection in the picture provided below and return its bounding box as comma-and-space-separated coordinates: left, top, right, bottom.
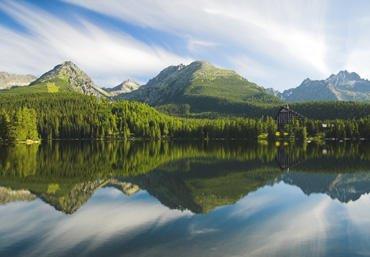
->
1, 141, 370, 256
1, 141, 370, 213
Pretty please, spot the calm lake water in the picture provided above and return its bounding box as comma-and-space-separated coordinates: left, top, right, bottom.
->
1, 141, 370, 257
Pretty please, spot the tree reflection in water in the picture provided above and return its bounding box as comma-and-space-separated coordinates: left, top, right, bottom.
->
1, 141, 370, 213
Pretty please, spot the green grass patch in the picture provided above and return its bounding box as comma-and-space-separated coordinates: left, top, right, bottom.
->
47, 83, 59, 93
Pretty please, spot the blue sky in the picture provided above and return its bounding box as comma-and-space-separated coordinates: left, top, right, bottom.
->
1, 0, 370, 90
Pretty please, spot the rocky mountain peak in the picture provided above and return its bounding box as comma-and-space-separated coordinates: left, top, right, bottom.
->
281, 70, 370, 102
61, 60, 77, 67
327, 70, 361, 85
176, 64, 186, 70
31, 61, 109, 98
119, 79, 139, 88
105, 79, 140, 96
302, 78, 312, 84
190, 60, 210, 66
54, 61, 87, 76
117, 60, 280, 108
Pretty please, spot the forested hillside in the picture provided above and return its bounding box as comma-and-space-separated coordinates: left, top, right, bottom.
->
0, 93, 277, 141
1, 59, 370, 143
0, 93, 370, 142
159, 101, 370, 120
3, 60, 370, 120
290, 101, 370, 120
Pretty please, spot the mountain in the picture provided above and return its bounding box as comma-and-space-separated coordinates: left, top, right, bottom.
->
3, 61, 109, 97
104, 79, 140, 96
31, 61, 110, 97
117, 61, 280, 115
128, 160, 280, 213
38, 179, 139, 214
281, 70, 370, 102
266, 87, 281, 98
0, 72, 36, 89
281, 172, 370, 203
0, 186, 35, 205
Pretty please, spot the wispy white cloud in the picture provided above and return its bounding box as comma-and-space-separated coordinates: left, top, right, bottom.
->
0, 1, 191, 86
0, 188, 192, 257
242, 198, 331, 256
4, 183, 370, 257
186, 38, 219, 53
65, 0, 332, 89
344, 17, 370, 80
3, 0, 370, 90
230, 55, 271, 83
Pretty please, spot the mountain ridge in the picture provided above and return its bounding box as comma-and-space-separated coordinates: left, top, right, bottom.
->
117, 60, 281, 114
0, 71, 36, 89
4, 61, 370, 108
280, 70, 370, 102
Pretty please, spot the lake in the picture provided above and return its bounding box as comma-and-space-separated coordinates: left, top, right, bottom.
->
1, 141, 370, 257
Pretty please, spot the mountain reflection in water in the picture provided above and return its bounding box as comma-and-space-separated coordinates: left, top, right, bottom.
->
1, 141, 370, 257
0, 141, 370, 213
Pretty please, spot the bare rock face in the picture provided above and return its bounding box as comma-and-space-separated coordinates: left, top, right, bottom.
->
0, 72, 36, 89
31, 61, 110, 98
104, 79, 140, 96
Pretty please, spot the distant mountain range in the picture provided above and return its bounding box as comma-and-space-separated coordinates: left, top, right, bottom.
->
3, 168, 370, 213
0, 71, 36, 89
103, 79, 140, 96
281, 171, 370, 203
2, 61, 370, 114
280, 70, 370, 102
1, 60, 280, 115
0, 62, 140, 98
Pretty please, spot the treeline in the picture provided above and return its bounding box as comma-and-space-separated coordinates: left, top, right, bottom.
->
0, 141, 278, 178
157, 100, 370, 120
2, 141, 370, 213
0, 93, 277, 141
156, 96, 276, 118
302, 119, 370, 139
0, 108, 39, 142
291, 101, 370, 120
3, 140, 370, 179
278, 118, 370, 141
1, 93, 370, 142
118, 100, 277, 139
